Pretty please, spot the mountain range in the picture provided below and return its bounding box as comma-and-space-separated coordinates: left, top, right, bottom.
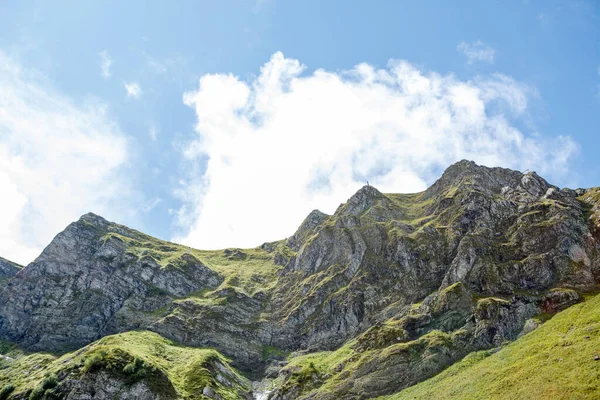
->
0, 160, 599, 399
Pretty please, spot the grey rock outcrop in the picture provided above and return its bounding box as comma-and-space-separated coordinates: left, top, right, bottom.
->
0, 213, 221, 352
0, 256, 21, 292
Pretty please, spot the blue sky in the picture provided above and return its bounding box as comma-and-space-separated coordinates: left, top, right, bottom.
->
0, 0, 599, 264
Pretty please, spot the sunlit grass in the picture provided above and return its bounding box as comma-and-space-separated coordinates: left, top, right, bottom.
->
381, 293, 600, 400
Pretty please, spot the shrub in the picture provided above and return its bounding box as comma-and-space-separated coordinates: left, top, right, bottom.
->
83, 351, 106, 373
123, 362, 136, 375
29, 373, 59, 400
43, 388, 61, 400
41, 374, 58, 390
0, 384, 14, 400
134, 356, 144, 369
123, 357, 148, 384
29, 386, 45, 400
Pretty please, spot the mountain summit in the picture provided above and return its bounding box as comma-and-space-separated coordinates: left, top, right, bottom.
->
0, 160, 599, 399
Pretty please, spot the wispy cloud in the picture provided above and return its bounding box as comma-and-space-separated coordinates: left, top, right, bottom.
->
0, 51, 132, 264
175, 52, 577, 250
99, 50, 112, 79
124, 81, 142, 99
145, 53, 167, 73
142, 198, 162, 213
143, 52, 186, 74
457, 40, 496, 64
149, 123, 158, 141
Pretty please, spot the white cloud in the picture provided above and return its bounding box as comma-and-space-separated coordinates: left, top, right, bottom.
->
143, 52, 185, 74
142, 198, 162, 213
457, 41, 496, 64
0, 51, 131, 264
124, 81, 142, 99
99, 50, 112, 79
175, 51, 578, 250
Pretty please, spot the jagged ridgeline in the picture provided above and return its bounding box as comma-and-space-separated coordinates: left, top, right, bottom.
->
1, 160, 600, 399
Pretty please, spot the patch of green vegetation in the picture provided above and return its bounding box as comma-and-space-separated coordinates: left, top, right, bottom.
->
0, 384, 14, 400
261, 345, 288, 361
579, 187, 600, 229
0, 331, 250, 399
381, 292, 600, 400
285, 328, 460, 399
122, 356, 151, 384
431, 282, 470, 314
0, 347, 57, 394
380, 330, 454, 359
93, 331, 249, 398
286, 341, 355, 373
82, 350, 105, 373
0, 339, 17, 355
385, 192, 435, 223
101, 229, 281, 298
29, 374, 58, 400
205, 248, 281, 297
355, 319, 411, 351
475, 296, 510, 314
279, 263, 348, 325
274, 342, 357, 397
283, 362, 322, 393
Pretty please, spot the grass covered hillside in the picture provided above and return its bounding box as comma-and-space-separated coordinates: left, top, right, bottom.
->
0, 331, 251, 399
381, 292, 600, 400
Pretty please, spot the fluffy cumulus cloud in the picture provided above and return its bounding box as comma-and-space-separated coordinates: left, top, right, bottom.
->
457, 41, 496, 64
176, 52, 578, 250
0, 51, 130, 264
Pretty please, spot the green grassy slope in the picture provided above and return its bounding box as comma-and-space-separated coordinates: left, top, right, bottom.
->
381, 293, 600, 400
0, 331, 250, 399
102, 231, 281, 297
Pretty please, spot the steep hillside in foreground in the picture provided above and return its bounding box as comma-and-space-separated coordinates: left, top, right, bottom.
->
0, 330, 251, 399
379, 291, 600, 400
1, 160, 600, 399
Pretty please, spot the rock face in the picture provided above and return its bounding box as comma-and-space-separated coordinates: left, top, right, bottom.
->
265, 160, 600, 399
0, 213, 222, 352
0, 256, 21, 291
1, 160, 600, 399
61, 371, 173, 400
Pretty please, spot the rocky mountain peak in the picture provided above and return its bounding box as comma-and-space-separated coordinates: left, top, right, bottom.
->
297, 209, 330, 232
286, 209, 330, 250
79, 211, 108, 223
33, 212, 124, 267
519, 170, 552, 197
424, 159, 553, 201
0, 257, 21, 291
337, 185, 386, 217
74, 211, 138, 237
